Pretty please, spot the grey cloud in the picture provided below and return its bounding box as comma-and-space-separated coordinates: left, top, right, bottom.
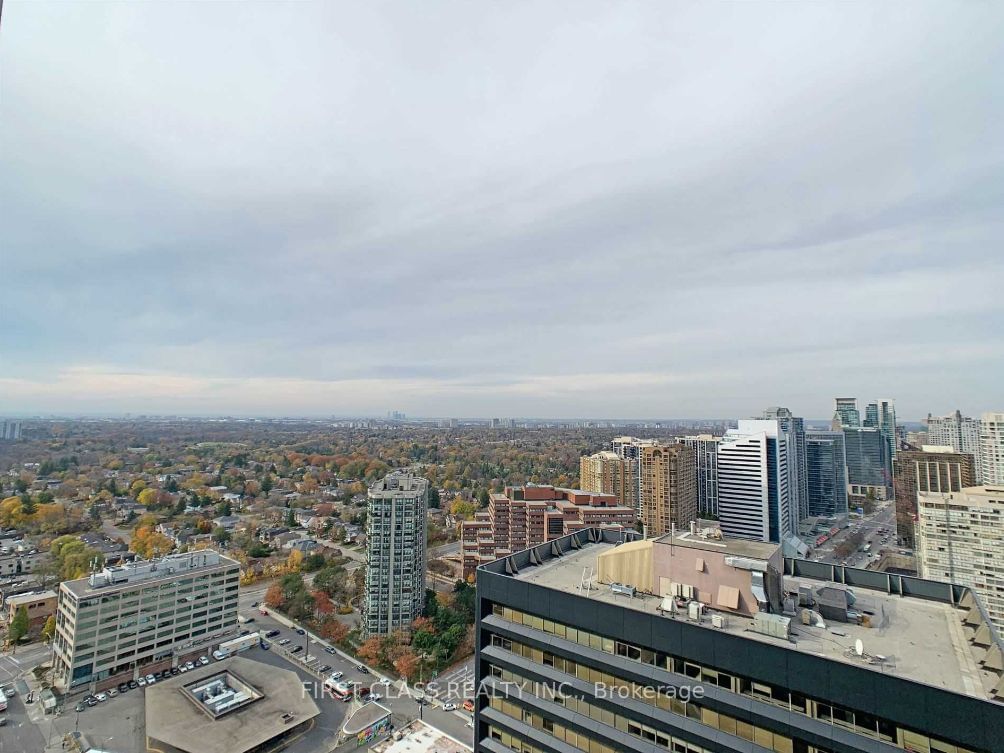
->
1, 1, 1003, 417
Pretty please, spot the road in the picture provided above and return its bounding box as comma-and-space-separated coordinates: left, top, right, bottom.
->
239, 600, 475, 747
429, 541, 461, 559
811, 501, 900, 568
0, 644, 49, 753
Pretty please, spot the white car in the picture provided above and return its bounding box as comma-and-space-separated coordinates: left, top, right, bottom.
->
95, 692, 108, 702
184, 661, 196, 671
107, 688, 118, 698
179, 664, 189, 673
137, 677, 147, 687
329, 671, 343, 681
145, 674, 157, 685
198, 656, 210, 665
444, 702, 458, 711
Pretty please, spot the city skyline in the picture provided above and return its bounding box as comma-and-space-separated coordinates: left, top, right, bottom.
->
3, 3, 1003, 417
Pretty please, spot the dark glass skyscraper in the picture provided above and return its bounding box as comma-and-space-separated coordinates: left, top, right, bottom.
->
806, 430, 848, 518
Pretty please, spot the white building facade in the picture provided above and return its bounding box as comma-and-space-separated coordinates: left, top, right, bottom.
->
916, 486, 1004, 631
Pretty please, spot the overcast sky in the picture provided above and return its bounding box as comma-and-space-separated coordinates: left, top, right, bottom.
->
2, 2, 1002, 419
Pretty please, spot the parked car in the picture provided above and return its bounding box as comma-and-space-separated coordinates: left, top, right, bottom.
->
118, 683, 129, 693
329, 671, 343, 681
107, 688, 118, 698
95, 692, 108, 702
145, 674, 157, 685
75, 702, 86, 712
278, 639, 291, 646
171, 667, 180, 675
290, 646, 303, 654
128, 680, 138, 689
444, 702, 458, 711
463, 699, 475, 712
294, 628, 306, 636
355, 664, 370, 674
185, 661, 195, 671
323, 646, 336, 655
198, 656, 210, 665
137, 677, 147, 687
260, 641, 270, 650
265, 629, 280, 638
317, 664, 332, 674
86, 696, 99, 706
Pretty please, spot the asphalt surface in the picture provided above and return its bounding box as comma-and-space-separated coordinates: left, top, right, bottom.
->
238, 580, 475, 748
0, 644, 49, 753
810, 500, 901, 568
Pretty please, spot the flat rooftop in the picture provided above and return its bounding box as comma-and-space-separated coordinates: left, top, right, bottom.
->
146, 656, 320, 753
655, 531, 780, 559
372, 719, 472, 753
62, 550, 239, 598
514, 541, 994, 700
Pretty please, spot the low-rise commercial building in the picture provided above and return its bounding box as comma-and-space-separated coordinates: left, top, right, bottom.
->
5, 589, 57, 628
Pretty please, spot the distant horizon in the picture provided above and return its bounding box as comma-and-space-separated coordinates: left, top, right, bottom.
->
0, 410, 935, 427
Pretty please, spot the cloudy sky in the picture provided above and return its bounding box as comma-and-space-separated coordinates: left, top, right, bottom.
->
2, 2, 1002, 419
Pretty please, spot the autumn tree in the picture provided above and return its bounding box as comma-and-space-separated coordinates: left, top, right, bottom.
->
137, 488, 158, 506
264, 583, 285, 609
393, 650, 419, 681
41, 615, 56, 642
313, 590, 334, 617
318, 618, 349, 644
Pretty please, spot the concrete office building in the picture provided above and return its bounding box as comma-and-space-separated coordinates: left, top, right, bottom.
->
474, 527, 1004, 753
52, 551, 241, 692
460, 485, 634, 580
364, 472, 429, 636
981, 413, 1004, 485
928, 410, 983, 480
678, 435, 721, 518
916, 486, 1004, 632
639, 444, 698, 538
893, 447, 975, 549
805, 430, 848, 519
579, 451, 639, 512
717, 420, 793, 543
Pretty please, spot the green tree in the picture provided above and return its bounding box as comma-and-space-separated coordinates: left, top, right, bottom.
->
9, 605, 29, 643
284, 508, 295, 527
20, 494, 37, 516
212, 526, 232, 545
216, 501, 232, 518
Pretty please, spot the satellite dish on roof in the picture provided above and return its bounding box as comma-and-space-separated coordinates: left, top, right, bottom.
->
855, 639, 864, 656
